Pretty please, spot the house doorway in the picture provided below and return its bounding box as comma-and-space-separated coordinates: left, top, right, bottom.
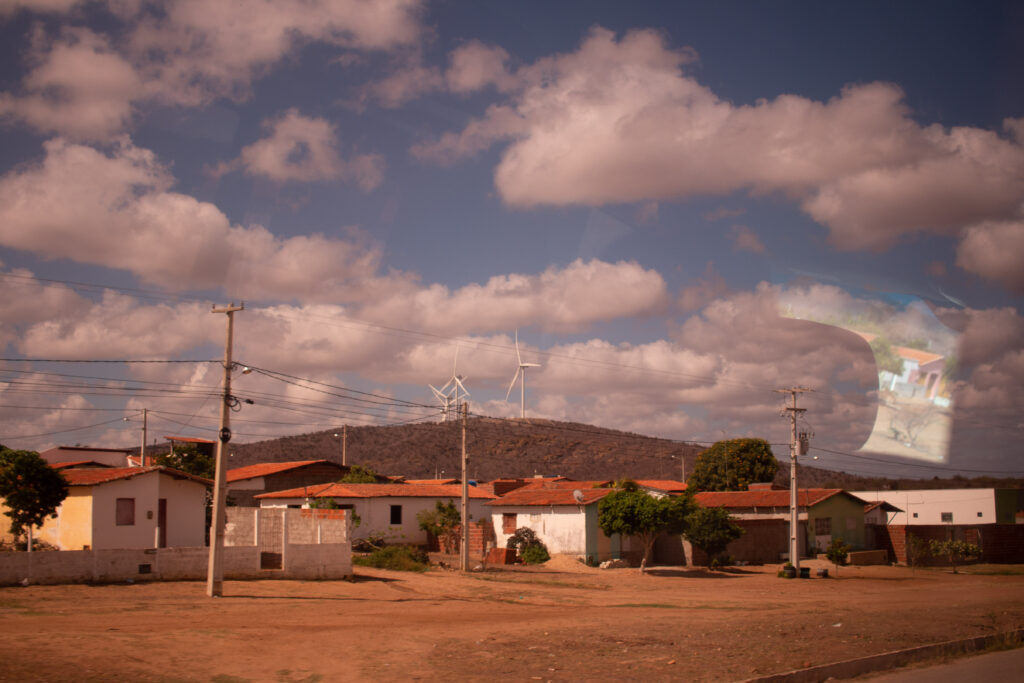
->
157, 499, 167, 548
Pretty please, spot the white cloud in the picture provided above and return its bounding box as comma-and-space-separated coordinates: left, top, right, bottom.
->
445, 40, 517, 94
955, 220, 1024, 294
728, 225, 766, 254
0, 138, 390, 301
215, 108, 384, 189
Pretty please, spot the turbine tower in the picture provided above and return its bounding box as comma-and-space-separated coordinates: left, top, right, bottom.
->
505, 329, 541, 419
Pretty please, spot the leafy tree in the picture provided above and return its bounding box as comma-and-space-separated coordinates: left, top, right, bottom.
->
598, 489, 693, 565
687, 438, 779, 492
0, 446, 69, 548
869, 337, 905, 377
825, 537, 851, 576
906, 534, 931, 572
154, 444, 214, 479
341, 464, 378, 483
417, 500, 460, 552
505, 527, 550, 564
308, 497, 339, 509
929, 539, 981, 573
683, 505, 744, 567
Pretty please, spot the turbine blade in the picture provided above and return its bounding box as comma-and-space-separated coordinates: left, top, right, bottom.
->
514, 328, 522, 365
521, 362, 541, 368
453, 342, 460, 377
505, 369, 521, 400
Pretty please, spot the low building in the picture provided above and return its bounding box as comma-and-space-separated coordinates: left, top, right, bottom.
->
850, 488, 1024, 526
38, 446, 133, 468
256, 482, 495, 547
34, 466, 211, 550
226, 460, 351, 507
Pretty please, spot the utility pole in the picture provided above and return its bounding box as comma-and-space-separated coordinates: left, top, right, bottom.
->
777, 387, 810, 570
460, 401, 469, 572
207, 302, 243, 598
140, 408, 148, 466
334, 426, 348, 467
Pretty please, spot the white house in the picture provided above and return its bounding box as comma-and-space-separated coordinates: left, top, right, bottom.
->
35, 466, 211, 550
851, 489, 1024, 526
256, 482, 495, 546
486, 484, 625, 564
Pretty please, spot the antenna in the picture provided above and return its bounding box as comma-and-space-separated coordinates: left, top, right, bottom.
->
572, 489, 585, 504
505, 329, 541, 419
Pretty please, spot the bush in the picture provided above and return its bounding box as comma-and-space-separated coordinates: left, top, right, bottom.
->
353, 545, 429, 572
520, 543, 550, 565
825, 538, 851, 575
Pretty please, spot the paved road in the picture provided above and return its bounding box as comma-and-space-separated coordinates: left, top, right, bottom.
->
864, 647, 1024, 682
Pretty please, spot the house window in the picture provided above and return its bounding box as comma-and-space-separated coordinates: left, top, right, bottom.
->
814, 518, 831, 535
912, 512, 918, 518
977, 512, 983, 517
502, 513, 517, 534
116, 498, 135, 526
941, 512, 953, 523
390, 505, 402, 525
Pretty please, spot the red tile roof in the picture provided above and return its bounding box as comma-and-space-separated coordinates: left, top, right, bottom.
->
635, 480, 688, 492
49, 460, 113, 470
62, 466, 212, 487
404, 478, 459, 485
226, 460, 341, 482
486, 487, 614, 507
256, 483, 495, 500
694, 488, 858, 509
517, 478, 612, 490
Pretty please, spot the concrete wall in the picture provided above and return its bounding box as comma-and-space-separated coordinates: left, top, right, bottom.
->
158, 475, 208, 547
873, 523, 1024, 564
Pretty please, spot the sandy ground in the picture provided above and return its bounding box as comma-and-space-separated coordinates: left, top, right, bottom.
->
0, 558, 1021, 682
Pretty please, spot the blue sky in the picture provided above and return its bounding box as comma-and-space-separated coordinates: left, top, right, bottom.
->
0, 0, 1022, 479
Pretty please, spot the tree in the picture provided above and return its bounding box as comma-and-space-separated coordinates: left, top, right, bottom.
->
825, 537, 851, 576
683, 505, 744, 567
308, 497, 339, 509
154, 444, 214, 479
598, 489, 693, 565
686, 438, 779, 492
929, 539, 981, 573
417, 500, 460, 551
869, 337, 905, 377
505, 527, 550, 564
341, 464, 378, 483
0, 446, 69, 548
906, 534, 930, 572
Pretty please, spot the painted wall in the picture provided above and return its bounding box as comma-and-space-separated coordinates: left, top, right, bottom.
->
807, 495, 866, 551
852, 489, 999, 526
491, 505, 589, 556
157, 475, 208, 547
262, 496, 490, 546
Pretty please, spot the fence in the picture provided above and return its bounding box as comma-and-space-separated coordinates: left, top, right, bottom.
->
871, 523, 1024, 564
0, 507, 351, 586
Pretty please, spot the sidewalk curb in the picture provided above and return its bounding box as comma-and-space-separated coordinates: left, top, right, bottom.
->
742, 628, 1024, 683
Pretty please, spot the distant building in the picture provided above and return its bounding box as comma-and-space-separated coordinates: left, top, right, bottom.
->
226, 460, 351, 506
38, 446, 133, 468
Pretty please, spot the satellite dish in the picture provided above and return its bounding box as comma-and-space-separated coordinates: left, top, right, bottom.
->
572, 489, 585, 504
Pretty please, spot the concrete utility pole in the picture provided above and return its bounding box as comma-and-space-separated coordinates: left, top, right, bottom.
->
334, 426, 348, 467
140, 408, 148, 466
207, 302, 243, 598
460, 402, 469, 572
777, 387, 810, 570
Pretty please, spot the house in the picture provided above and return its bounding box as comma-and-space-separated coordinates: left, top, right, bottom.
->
851, 488, 1024, 564
256, 482, 495, 546
33, 466, 211, 550
634, 480, 688, 497
127, 435, 217, 467
692, 484, 873, 563
226, 460, 352, 506
38, 446, 133, 468
486, 483, 625, 565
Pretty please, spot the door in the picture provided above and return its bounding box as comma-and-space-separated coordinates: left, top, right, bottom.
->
158, 498, 167, 548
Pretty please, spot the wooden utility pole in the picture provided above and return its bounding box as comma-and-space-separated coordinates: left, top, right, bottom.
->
207, 302, 243, 598
460, 402, 469, 572
777, 387, 809, 570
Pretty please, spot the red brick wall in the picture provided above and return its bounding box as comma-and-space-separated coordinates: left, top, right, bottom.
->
878, 524, 1024, 564
299, 509, 349, 521
437, 519, 497, 559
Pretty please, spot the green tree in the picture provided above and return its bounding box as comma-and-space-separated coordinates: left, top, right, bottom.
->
308, 497, 339, 509
598, 489, 693, 565
869, 337, 905, 377
417, 500, 460, 551
0, 446, 69, 548
341, 464, 378, 483
929, 539, 981, 573
683, 505, 744, 567
687, 438, 779, 492
825, 537, 851, 576
906, 534, 930, 572
154, 444, 214, 479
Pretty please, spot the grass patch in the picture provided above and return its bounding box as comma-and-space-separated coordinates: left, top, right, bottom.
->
353, 545, 429, 572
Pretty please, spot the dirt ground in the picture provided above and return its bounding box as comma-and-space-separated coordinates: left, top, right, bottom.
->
1, 557, 1021, 682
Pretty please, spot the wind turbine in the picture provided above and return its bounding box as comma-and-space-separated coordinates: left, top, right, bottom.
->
429, 343, 469, 421
505, 329, 541, 419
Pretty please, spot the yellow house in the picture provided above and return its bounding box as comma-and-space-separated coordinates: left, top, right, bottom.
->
29, 466, 211, 550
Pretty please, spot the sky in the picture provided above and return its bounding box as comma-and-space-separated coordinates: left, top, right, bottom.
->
0, 0, 1022, 480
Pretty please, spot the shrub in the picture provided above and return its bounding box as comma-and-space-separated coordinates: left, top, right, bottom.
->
353, 545, 429, 572
825, 538, 851, 575
521, 543, 550, 565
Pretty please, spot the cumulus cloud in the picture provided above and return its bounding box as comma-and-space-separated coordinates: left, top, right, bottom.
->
0, 138, 391, 301
0, 0, 425, 140
955, 220, 1024, 294
214, 108, 384, 188
728, 225, 766, 254
413, 26, 1024, 286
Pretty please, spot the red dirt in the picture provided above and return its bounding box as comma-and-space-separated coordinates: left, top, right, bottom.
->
1, 558, 1021, 682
